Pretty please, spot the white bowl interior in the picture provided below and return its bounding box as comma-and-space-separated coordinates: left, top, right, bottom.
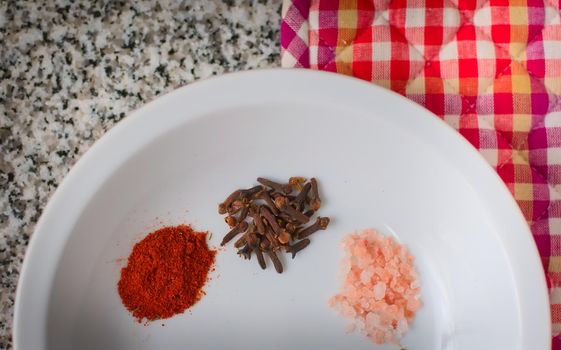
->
15, 71, 549, 350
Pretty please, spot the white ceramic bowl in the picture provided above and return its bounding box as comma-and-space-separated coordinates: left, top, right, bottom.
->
15, 70, 550, 350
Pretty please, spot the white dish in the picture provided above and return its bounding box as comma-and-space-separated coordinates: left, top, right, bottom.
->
14, 69, 550, 350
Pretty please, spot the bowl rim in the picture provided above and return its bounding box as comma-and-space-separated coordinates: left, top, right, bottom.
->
14, 69, 551, 349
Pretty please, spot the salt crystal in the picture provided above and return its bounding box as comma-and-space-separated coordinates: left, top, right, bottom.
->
360, 269, 372, 284
396, 319, 408, 334
407, 298, 421, 311
373, 282, 386, 300
361, 298, 370, 309
374, 330, 385, 344
329, 229, 421, 345
366, 312, 380, 327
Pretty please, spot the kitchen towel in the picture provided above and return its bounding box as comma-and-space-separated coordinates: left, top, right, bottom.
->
281, 0, 561, 345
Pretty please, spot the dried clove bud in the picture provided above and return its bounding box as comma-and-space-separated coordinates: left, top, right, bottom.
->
228, 199, 245, 214
280, 203, 310, 225
225, 215, 237, 228
255, 247, 266, 270
234, 233, 248, 248
267, 251, 283, 273
218, 203, 227, 215
260, 237, 271, 251
277, 230, 291, 245
250, 206, 266, 235
285, 238, 310, 259
278, 212, 296, 224
246, 232, 260, 249
297, 217, 330, 239
273, 194, 288, 211
293, 182, 312, 211
240, 185, 263, 199
309, 177, 321, 211
238, 205, 250, 223
265, 229, 280, 251
257, 177, 292, 194
285, 222, 297, 234
221, 220, 248, 246
218, 189, 241, 214
258, 190, 280, 216
289, 176, 307, 191
260, 206, 282, 235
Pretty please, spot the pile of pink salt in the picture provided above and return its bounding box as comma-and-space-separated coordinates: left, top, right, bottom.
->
329, 229, 421, 345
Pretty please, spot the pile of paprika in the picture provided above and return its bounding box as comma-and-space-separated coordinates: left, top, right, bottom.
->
118, 225, 216, 321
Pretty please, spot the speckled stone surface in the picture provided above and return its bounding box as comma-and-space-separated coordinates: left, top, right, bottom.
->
0, 1, 281, 348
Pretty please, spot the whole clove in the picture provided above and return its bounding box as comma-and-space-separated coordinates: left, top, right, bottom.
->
260, 237, 271, 251
219, 189, 241, 214
285, 222, 297, 234
260, 206, 282, 235
297, 217, 330, 239
218, 176, 330, 273
273, 194, 287, 211
246, 232, 259, 249
285, 238, 311, 259
265, 229, 281, 251
234, 234, 247, 248
258, 190, 280, 215
225, 215, 237, 228
267, 251, 284, 273
280, 203, 310, 225
278, 212, 296, 225
309, 178, 321, 211
238, 205, 249, 223
248, 206, 264, 233
227, 199, 245, 215
240, 185, 263, 199
294, 182, 311, 211
289, 176, 307, 191
255, 248, 267, 269
277, 230, 291, 245
221, 220, 248, 246
257, 177, 292, 194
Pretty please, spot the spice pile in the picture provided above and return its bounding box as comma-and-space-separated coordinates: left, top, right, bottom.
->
329, 229, 421, 345
118, 225, 216, 322
218, 177, 330, 273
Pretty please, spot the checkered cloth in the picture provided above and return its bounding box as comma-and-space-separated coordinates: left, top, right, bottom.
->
281, 0, 561, 345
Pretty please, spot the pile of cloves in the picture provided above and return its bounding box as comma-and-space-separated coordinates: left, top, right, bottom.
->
218, 177, 330, 273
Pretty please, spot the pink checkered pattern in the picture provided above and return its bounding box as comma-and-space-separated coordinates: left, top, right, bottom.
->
281, 0, 561, 345
281, 0, 311, 67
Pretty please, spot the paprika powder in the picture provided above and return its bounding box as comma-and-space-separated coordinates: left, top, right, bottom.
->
118, 225, 216, 321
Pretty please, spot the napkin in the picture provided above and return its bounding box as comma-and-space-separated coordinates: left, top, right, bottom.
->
281, 0, 561, 345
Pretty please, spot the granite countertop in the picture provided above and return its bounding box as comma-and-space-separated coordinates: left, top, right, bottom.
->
0, 1, 281, 348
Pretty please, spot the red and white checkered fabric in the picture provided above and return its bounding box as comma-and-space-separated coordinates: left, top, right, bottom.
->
281, 0, 561, 346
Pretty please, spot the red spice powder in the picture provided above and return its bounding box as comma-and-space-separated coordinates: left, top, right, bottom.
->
118, 225, 216, 321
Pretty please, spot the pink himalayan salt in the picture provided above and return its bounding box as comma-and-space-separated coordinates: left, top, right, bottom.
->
329, 229, 421, 345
